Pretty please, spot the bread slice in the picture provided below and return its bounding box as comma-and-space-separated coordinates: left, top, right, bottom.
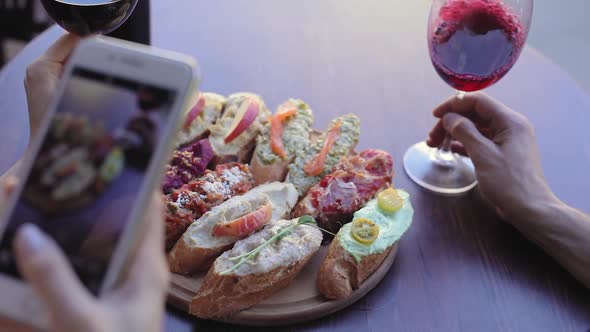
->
317, 189, 413, 300
317, 238, 395, 300
190, 218, 323, 318
249, 155, 290, 185
176, 92, 226, 147
168, 182, 298, 275
292, 149, 394, 234
209, 93, 271, 166
287, 114, 361, 196
250, 99, 314, 185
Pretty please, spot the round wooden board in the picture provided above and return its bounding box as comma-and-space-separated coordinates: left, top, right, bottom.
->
167, 242, 399, 326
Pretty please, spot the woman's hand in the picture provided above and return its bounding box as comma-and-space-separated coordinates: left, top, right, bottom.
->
24, 33, 80, 140
427, 91, 558, 223
13, 194, 170, 332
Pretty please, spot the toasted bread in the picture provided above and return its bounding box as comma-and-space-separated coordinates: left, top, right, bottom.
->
249, 155, 290, 185
176, 92, 226, 147
316, 190, 414, 300
190, 218, 323, 318
317, 239, 395, 300
250, 99, 314, 185
209, 93, 271, 166
292, 149, 394, 234
163, 163, 254, 250
168, 182, 298, 274
287, 114, 361, 196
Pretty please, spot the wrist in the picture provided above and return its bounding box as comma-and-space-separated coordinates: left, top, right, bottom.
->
505, 191, 564, 229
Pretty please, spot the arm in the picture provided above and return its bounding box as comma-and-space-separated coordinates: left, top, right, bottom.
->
515, 199, 590, 288
428, 91, 590, 289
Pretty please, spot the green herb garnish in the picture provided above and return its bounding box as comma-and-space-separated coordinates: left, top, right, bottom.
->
219, 216, 333, 276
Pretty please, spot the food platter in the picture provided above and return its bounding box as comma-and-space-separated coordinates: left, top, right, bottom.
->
167, 243, 399, 326
162, 93, 413, 324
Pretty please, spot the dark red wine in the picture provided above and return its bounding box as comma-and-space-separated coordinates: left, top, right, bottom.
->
41, 0, 138, 36
429, 0, 525, 92
107, 0, 150, 44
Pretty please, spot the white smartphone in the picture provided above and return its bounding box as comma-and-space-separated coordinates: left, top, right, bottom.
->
0, 36, 198, 328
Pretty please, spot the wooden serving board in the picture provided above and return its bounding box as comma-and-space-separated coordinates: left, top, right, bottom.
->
167, 242, 399, 326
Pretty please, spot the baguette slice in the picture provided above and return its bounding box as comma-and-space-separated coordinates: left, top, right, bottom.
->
176, 92, 226, 147
190, 218, 323, 318
250, 99, 314, 185
209, 93, 271, 166
317, 237, 396, 300
317, 190, 413, 300
287, 114, 360, 196
293, 149, 394, 234
168, 182, 298, 274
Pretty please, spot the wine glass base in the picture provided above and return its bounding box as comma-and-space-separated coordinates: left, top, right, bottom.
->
403, 141, 477, 196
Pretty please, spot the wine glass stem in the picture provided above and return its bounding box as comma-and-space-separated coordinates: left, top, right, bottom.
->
434, 136, 455, 166
433, 90, 466, 167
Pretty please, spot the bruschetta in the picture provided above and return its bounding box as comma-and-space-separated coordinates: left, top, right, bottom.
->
209, 93, 271, 166
293, 149, 394, 233
287, 114, 360, 196
176, 92, 226, 147
168, 182, 298, 274
163, 163, 254, 250
190, 217, 323, 318
162, 138, 215, 194
250, 99, 314, 185
317, 189, 413, 300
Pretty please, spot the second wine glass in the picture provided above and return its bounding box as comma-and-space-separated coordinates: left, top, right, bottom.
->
403, 0, 533, 195
41, 0, 138, 36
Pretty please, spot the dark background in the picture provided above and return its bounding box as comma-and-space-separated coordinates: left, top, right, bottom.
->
0, 0, 149, 67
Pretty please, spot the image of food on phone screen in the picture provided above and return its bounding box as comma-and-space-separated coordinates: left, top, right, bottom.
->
0, 67, 176, 294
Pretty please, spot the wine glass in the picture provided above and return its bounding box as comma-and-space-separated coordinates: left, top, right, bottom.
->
403, 0, 533, 195
40, 0, 139, 36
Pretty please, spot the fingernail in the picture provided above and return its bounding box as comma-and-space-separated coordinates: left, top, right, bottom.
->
16, 224, 47, 256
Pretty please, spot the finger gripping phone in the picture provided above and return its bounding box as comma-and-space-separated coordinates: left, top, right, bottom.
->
0, 36, 198, 328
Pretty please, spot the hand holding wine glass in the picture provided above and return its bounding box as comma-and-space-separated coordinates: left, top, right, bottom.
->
403, 0, 533, 195
426, 91, 558, 222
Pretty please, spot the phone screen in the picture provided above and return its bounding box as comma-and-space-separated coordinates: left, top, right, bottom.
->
0, 67, 176, 294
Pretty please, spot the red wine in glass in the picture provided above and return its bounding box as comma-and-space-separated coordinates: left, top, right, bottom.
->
41, 0, 138, 36
429, 0, 526, 92
404, 0, 532, 195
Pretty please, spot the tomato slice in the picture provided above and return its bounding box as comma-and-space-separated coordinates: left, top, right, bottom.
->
351, 218, 380, 244
377, 188, 404, 213
212, 202, 273, 237
183, 95, 206, 129
304, 120, 342, 176
269, 107, 297, 159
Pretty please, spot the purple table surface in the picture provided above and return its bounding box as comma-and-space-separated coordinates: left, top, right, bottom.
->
1, 1, 589, 331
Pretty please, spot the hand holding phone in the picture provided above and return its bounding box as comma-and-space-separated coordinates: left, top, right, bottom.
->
0, 35, 198, 329
13, 194, 168, 332
24, 34, 81, 141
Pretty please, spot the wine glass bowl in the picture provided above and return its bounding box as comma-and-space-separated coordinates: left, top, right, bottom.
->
403, 0, 533, 195
40, 0, 139, 36
428, 0, 530, 92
